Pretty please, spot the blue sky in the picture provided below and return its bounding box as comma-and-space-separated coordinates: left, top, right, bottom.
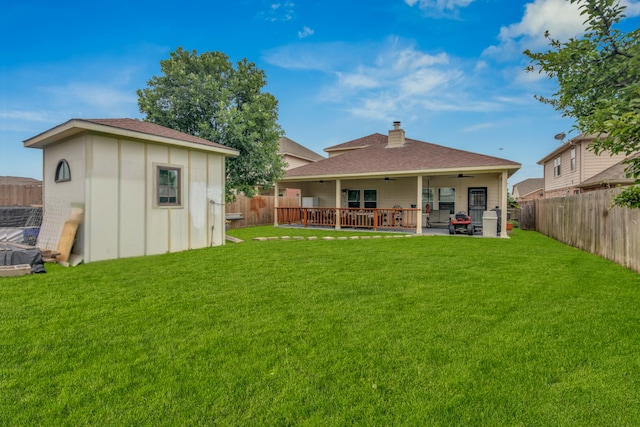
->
2, 0, 639, 186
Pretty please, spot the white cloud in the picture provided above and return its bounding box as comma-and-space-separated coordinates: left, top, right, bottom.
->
621, 0, 640, 16
404, 0, 475, 14
267, 37, 509, 121
460, 122, 497, 132
484, 0, 640, 59
0, 110, 58, 123
265, 1, 295, 22
483, 0, 584, 58
298, 26, 314, 39
43, 83, 137, 111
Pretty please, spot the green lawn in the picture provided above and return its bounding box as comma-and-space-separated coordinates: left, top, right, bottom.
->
1, 227, 639, 426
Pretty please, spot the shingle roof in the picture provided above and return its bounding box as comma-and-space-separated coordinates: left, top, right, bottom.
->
24, 118, 239, 156
279, 137, 324, 162
512, 178, 544, 197
284, 133, 520, 179
81, 118, 230, 149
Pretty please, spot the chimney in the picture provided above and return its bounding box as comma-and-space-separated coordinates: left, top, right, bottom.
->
388, 121, 405, 148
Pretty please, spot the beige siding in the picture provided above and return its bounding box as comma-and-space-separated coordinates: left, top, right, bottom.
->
168, 148, 189, 253
543, 140, 630, 197
284, 155, 312, 170
581, 147, 627, 181
543, 147, 579, 192
145, 144, 171, 255
283, 173, 502, 212
85, 135, 120, 262
39, 137, 87, 252
188, 151, 209, 249
207, 154, 226, 246
118, 140, 146, 259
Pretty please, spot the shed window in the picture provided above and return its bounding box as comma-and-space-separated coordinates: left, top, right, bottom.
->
157, 166, 181, 207
55, 160, 71, 182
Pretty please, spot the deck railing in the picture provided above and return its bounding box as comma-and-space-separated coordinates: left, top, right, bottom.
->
276, 207, 420, 230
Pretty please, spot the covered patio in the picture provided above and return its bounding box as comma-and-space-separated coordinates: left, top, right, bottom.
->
274, 122, 520, 236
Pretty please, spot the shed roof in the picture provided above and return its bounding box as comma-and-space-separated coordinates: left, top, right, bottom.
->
24, 118, 239, 157
282, 133, 520, 180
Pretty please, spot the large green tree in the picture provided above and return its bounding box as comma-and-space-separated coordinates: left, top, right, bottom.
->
137, 47, 286, 199
524, 0, 640, 208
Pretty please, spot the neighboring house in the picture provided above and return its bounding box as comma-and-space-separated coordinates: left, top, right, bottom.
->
23, 118, 239, 263
537, 134, 637, 198
275, 122, 521, 236
261, 137, 325, 198
577, 153, 639, 192
512, 178, 544, 202
279, 136, 324, 170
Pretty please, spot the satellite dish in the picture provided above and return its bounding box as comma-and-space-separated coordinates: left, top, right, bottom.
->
554, 132, 566, 142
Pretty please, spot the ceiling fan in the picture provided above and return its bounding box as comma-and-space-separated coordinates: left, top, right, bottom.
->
382, 177, 397, 181
456, 173, 474, 178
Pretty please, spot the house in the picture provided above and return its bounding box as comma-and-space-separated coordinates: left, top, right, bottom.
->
274, 122, 521, 236
23, 118, 239, 263
537, 134, 636, 198
512, 178, 544, 203
279, 136, 324, 170
577, 153, 639, 192
275, 137, 325, 198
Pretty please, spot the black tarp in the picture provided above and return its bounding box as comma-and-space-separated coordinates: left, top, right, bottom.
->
0, 244, 46, 273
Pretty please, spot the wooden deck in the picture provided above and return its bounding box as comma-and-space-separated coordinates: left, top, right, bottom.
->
276, 207, 421, 231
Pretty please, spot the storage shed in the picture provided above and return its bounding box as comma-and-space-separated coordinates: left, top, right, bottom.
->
24, 118, 239, 263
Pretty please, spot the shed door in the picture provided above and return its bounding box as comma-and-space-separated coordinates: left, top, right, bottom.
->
468, 187, 487, 225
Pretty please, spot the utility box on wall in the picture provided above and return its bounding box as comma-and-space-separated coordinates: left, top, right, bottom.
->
302, 197, 319, 208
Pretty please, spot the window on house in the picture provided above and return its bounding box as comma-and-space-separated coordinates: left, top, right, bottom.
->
55, 159, 71, 183
438, 187, 455, 214
570, 148, 576, 171
422, 187, 434, 212
554, 157, 562, 177
347, 190, 360, 208
157, 165, 181, 207
363, 189, 377, 208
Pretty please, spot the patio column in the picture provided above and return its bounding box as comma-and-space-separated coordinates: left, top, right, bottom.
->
416, 176, 423, 234
335, 179, 341, 230
500, 171, 508, 237
274, 182, 279, 226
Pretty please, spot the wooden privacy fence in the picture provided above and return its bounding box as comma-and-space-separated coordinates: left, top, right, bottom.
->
225, 195, 300, 229
521, 189, 640, 273
0, 184, 42, 206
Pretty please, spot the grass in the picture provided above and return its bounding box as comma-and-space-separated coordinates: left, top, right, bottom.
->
1, 227, 640, 426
